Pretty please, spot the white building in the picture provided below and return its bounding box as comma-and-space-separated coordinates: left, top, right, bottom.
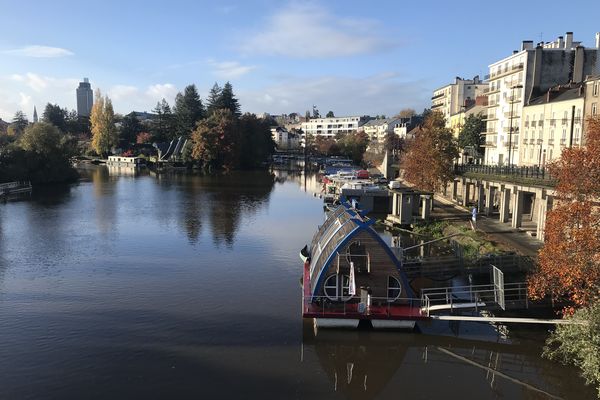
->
520, 83, 585, 167
301, 116, 369, 138
483, 31, 600, 166
271, 127, 301, 150
431, 76, 487, 125
362, 118, 400, 142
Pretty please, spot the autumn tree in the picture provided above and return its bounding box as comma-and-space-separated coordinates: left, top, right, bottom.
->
136, 132, 152, 144
528, 116, 600, 309
394, 108, 416, 119
90, 90, 118, 157
190, 109, 239, 171
401, 111, 458, 192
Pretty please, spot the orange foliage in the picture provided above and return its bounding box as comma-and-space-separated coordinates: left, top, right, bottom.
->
401, 112, 458, 192
528, 117, 600, 308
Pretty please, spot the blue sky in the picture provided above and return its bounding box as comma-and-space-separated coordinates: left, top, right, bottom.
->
0, 0, 599, 121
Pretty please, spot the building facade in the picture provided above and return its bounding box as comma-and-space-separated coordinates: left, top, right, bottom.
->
362, 118, 400, 142
300, 116, 369, 138
449, 96, 488, 138
431, 76, 487, 125
76, 78, 93, 117
519, 84, 585, 167
584, 75, 600, 140
271, 127, 301, 150
483, 32, 599, 166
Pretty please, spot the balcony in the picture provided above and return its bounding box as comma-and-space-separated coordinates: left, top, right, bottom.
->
531, 121, 537, 128
487, 100, 498, 107
538, 121, 544, 128
431, 93, 444, 100
487, 115, 498, 121
529, 138, 536, 144
560, 138, 567, 146
484, 127, 497, 134
508, 95, 522, 103
522, 138, 528, 145
484, 87, 500, 95
550, 120, 556, 127
504, 112, 521, 119
562, 119, 568, 125
537, 139, 543, 144
489, 63, 525, 80
503, 126, 519, 133
431, 103, 444, 109
484, 141, 497, 147
548, 138, 554, 145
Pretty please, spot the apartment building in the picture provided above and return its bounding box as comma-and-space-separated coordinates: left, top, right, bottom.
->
301, 116, 370, 138
449, 96, 488, 138
271, 127, 301, 150
362, 118, 400, 142
431, 76, 487, 125
483, 32, 599, 166
519, 83, 585, 167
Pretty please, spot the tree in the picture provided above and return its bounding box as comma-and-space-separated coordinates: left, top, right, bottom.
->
338, 131, 370, 164
238, 113, 275, 168
528, 117, 600, 309
206, 83, 224, 116
19, 122, 62, 155
458, 114, 485, 156
220, 82, 241, 118
401, 111, 458, 192
326, 111, 335, 118
543, 303, 600, 397
136, 132, 152, 144
11, 111, 29, 135
384, 132, 406, 157
190, 109, 239, 171
151, 99, 174, 141
90, 90, 118, 157
120, 112, 143, 144
315, 136, 339, 156
394, 108, 416, 119
42, 103, 68, 132
173, 84, 205, 138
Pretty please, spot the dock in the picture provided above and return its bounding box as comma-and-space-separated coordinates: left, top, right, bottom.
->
0, 181, 32, 200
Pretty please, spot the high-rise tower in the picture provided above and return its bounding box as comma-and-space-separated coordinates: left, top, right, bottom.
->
76, 78, 93, 117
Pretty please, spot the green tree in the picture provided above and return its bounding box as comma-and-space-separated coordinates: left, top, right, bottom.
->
338, 131, 369, 164
173, 84, 205, 138
11, 111, 29, 135
19, 121, 63, 154
326, 111, 335, 118
120, 112, 143, 144
206, 83, 224, 116
90, 90, 118, 157
221, 82, 241, 118
42, 103, 68, 132
238, 113, 275, 168
151, 99, 175, 141
458, 114, 485, 156
543, 303, 600, 398
190, 109, 239, 171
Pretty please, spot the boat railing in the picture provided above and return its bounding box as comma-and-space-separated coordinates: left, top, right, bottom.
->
303, 295, 424, 318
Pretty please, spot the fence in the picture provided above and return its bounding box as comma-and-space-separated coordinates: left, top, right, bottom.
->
454, 164, 554, 181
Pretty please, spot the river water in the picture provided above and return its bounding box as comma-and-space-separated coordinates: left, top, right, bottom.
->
0, 167, 593, 399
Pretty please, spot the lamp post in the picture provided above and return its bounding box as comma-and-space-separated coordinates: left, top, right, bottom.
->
507, 84, 523, 167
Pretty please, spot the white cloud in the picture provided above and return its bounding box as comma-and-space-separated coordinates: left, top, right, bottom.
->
108, 85, 139, 101
240, 3, 394, 58
237, 73, 430, 117
19, 92, 32, 109
207, 59, 256, 79
3, 45, 74, 58
145, 83, 177, 102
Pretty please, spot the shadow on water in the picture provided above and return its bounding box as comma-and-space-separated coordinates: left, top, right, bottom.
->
302, 321, 596, 400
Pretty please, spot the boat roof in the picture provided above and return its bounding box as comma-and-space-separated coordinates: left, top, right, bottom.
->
307, 202, 411, 297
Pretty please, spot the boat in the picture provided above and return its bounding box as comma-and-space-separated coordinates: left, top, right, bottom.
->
300, 201, 426, 330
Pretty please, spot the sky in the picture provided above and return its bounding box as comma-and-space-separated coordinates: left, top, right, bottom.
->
0, 0, 599, 121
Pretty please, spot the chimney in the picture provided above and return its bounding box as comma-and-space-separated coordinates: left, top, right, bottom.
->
521, 40, 534, 51
573, 46, 585, 83
528, 45, 544, 103
596, 32, 600, 48
565, 32, 573, 49
558, 36, 564, 48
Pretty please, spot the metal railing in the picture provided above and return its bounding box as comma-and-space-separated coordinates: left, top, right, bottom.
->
303, 295, 423, 317
455, 164, 554, 181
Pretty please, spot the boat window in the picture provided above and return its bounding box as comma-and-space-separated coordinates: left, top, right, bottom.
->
387, 276, 402, 301
324, 275, 337, 300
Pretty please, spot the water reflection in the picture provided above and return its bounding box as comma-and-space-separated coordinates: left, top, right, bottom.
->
303, 323, 593, 400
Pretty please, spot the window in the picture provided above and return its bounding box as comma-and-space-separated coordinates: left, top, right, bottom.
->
323, 274, 351, 301
593, 103, 598, 116
387, 276, 402, 301
550, 130, 554, 140
594, 83, 599, 96
529, 147, 534, 159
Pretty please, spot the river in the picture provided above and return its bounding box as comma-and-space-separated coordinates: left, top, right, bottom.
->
0, 167, 593, 399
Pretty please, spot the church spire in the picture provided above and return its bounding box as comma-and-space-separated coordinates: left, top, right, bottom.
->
33, 106, 38, 123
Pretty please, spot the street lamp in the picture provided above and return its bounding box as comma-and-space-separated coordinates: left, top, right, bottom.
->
507, 84, 523, 167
